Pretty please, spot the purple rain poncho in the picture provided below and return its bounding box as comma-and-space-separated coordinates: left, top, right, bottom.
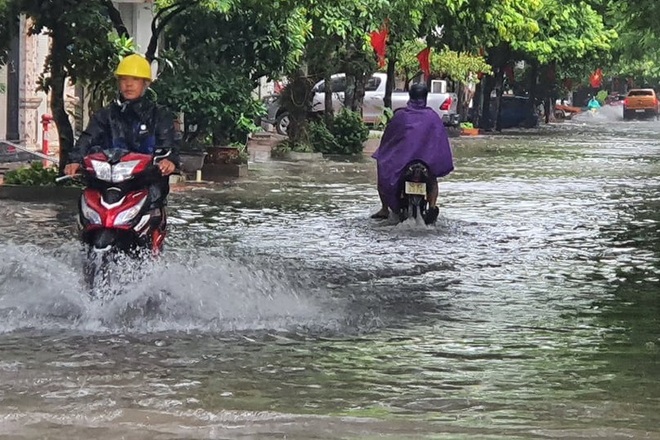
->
372, 99, 454, 211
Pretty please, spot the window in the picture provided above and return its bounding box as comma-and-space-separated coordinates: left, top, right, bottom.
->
628, 90, 654, 97
330, 77, 347, 93
365, 76, 382, 91
314, 77, 347, 93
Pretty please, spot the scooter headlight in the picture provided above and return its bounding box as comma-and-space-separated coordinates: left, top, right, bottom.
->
90, 160, 112, 182
114, 195, 148, 226
81, 197, 102, 225
112, 160, 141, 183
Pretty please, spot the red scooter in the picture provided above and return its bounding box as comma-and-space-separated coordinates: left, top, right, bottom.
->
59, 148, 171, 288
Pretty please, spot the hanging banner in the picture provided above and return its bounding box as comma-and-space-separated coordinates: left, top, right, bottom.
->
369, 25, 389, 68
589, 68, 603, 88
417, 47, 431, 78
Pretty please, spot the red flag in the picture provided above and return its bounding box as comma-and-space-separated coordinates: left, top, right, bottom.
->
417, 47, 431, 78
369, 26, 388, 68
589, 68, 603, 88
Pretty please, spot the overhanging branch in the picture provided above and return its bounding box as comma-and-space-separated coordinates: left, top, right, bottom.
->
145, 1, 200, 60
102, 0, 130, 38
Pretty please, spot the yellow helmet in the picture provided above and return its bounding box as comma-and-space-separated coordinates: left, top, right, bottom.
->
114, 54, 152, 81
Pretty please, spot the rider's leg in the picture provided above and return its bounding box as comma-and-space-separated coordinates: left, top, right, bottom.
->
148, 179, 169, 253
427, 178, 439, 208
424, 178, 440, 225
371, 185, 390, 218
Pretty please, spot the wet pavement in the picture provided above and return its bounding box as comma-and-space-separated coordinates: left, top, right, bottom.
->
0, 111, 659, 439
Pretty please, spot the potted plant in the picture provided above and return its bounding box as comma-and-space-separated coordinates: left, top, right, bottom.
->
201, 141, 249, 179
460, 122, 480, 136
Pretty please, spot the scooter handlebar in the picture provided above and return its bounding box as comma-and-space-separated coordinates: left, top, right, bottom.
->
55, 174, 79, 183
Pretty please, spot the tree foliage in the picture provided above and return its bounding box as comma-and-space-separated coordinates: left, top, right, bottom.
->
396, 39, 491, 84
3, 0, 660, 147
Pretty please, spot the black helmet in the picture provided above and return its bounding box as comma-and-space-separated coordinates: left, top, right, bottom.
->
409, 83, 429, 101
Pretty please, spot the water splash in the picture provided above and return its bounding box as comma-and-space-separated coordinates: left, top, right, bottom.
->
571, 105, 623, 123
0, 242, 335, 334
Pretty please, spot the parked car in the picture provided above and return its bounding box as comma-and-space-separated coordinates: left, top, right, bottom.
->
261, 72, 459, 135
605, 93, 626, 106
485, 95, 539, 129
623, 89, 659, 120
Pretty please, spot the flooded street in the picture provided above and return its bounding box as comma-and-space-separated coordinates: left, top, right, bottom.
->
0, 115, 659, 439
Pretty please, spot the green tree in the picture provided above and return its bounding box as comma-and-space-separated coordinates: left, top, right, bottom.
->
154, 0, 310, 145
506, 0, 614, 124
282, 0, 386, 145
375, 0, 435, 109
0, 0, 204, 168
5, 0, 119, 169
0, 0, 14, 64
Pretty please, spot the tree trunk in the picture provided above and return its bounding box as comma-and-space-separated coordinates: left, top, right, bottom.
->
478, 75, 495, 130
145, 2, 191, 61
493, 68, 505, 132
353, 71, 366, 113
527, 62, 539, 116
457, 82, 465, 122
472, 80, 482, 126
384, 58, 396, 109
324, 71, 333, 126
344, 74, 356, 112
102, 0, 130, 37
283, 69, 312, 144
50, 35, 75, 172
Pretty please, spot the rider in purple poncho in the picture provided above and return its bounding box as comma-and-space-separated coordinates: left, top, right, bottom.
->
371, 83, 454, 222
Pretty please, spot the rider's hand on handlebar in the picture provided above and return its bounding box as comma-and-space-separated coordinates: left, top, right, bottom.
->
158, 159, 176, 176
64, 163, 81, 176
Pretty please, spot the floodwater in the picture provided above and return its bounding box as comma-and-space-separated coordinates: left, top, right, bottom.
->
0, 110, 658, 439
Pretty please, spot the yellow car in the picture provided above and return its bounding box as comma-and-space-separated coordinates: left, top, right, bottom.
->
623, 89, 659, 120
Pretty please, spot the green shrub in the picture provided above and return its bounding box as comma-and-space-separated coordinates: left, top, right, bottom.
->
271, 139, 313, 159
271, 141, 291, 159
3, 162, 59, 186
375, 107, 394, 130
460, 121, 474, 129
329, 109, 369, 155
307, 120, 340, 154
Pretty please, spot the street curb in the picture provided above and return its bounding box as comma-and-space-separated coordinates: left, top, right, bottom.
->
0, 185, 81, 202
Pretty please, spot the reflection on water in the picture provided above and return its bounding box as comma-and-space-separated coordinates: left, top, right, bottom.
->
0, 118, 659, 439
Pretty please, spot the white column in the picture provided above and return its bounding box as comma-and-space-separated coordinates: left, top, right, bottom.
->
134, 2, 155, 56
113, 1, 154, 56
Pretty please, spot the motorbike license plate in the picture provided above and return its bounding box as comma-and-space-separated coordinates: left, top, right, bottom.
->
405, 181, 427, 196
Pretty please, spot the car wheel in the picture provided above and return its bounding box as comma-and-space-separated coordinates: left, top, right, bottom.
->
276, 112, 290, 136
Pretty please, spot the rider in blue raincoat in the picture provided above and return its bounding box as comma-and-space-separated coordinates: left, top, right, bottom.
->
587, 96, 601, 110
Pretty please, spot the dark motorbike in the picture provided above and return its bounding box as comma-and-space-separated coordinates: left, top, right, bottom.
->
397, 160, 438, 225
